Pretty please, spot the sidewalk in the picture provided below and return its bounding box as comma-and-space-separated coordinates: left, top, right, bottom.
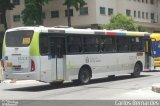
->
102, 87, 160, 100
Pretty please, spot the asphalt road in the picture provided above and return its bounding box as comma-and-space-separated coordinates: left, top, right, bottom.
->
1, 71, 160, 106
0, 71, 160, 106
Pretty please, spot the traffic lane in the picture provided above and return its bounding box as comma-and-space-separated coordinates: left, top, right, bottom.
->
0, 71, 160, 100
3, 74, 150, 92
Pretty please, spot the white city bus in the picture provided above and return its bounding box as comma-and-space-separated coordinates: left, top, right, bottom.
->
2, 26, 152, 85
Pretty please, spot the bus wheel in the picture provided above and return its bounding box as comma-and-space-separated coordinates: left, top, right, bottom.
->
78, 67, 91, 84
131, 63, 141, 77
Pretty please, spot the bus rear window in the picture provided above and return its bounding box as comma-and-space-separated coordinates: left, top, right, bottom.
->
6, 30, 34, 47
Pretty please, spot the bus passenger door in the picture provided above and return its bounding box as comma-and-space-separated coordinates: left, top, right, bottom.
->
50, 37, 65, 81
144, 39, 153, 70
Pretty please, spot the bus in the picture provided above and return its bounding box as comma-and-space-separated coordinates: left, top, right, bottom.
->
2, 26, 152, 85
150, 33, 160, 69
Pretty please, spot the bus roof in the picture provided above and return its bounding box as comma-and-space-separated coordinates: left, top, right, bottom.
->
6, 26, 150, 37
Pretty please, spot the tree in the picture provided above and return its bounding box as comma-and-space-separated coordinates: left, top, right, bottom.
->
0, 0, 14, 30
64, 0, 86, 27
100, 13, 146, 31
22, 0, 48, 26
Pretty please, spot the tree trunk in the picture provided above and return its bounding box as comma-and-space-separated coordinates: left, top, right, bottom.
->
39, 5, 43, 25
1, 11, 7, 30
67, 4, 71, 27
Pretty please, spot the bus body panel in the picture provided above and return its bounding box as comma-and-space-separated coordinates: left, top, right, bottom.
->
4, 56, 41, 80
66, 53, 144, 81
4, 47, 30, 72
40, 56, 65, 82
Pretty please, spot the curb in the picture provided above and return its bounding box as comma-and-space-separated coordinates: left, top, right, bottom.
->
152, 83, 160, 93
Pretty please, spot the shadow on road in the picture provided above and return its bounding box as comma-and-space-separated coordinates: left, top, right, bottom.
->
5, 74, 150, 92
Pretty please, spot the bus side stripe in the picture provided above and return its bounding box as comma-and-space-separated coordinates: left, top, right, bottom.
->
30, 32, 40, 56
106, 32, 117, 36
126, 33, 144, 36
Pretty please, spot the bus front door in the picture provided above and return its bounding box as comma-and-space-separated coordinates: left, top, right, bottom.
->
144, 39, 153, 70
50, 37, 65, 81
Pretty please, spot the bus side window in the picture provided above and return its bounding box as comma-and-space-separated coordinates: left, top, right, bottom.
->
130, 37, 143, 52
39, 33, 49, 56
101, 36, 116, 52
117, 37, 129, 52
67, 35, 82, 54
83, 36, 100, 53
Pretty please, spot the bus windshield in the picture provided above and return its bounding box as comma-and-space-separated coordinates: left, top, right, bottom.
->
6, 30, 34, 47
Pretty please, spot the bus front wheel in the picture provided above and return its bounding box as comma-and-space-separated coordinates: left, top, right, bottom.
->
78, 67, 91, 84
131, 63, 142, 77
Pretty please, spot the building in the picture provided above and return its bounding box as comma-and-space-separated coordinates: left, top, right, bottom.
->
1, 0, 160, 32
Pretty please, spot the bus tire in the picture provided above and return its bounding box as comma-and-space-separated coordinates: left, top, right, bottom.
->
131, 63, 142, 77
78, 67, 91, 84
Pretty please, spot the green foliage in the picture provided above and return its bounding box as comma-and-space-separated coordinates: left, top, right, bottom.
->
64, 0, 86, 11
64, 0, 86, 26
137, 25, 147, 32
22, 0, 48, 26
100, 14, 146, 31
0, 0, 14, 11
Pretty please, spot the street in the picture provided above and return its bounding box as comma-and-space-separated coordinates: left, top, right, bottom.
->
0, 71, 160, 100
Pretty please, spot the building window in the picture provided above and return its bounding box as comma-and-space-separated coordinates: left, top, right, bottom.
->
138, 11, 141, 18
100, 7, 106, 15
42, 12, 46, 19
142, 12, 145, 19
13, 15, 20, 22
65, 9, 73, 17
151, 13, 154, 21
51, 11, 59, 18
108, 8, 114, 16
150, 0, 154, 4
146, 12, 148, 19
134, 11, 136, 17
80, 7, 88, 15
13, 0, 20, 5
126, 9, 131, 16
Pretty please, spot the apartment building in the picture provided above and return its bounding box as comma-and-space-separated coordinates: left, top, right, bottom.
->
1, 0, 160, 32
